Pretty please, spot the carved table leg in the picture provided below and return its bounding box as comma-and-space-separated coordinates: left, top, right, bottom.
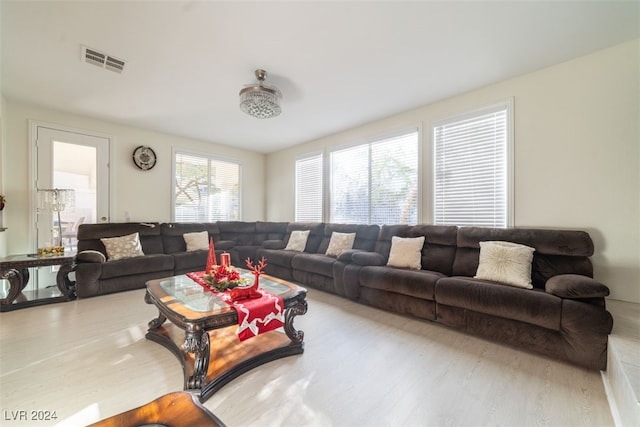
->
0, 268, 25, 306
56, 262, 76, 299
284, 299, 308, 344
145, 291, 167, 329
184, 327, 210, 390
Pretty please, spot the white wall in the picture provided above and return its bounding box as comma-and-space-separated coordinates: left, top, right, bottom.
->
266, 39, 640, 303
3, 99, 265, 254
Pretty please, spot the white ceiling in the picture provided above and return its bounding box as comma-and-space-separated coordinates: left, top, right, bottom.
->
2, 1, 639, 153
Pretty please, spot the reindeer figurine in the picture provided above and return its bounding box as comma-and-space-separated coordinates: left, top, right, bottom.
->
229, 257, 267, 301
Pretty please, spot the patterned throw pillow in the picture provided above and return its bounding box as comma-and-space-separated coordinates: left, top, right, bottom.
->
387, 236, 425, 270
100, 232, 145, 261
325, 232, 356, 257
474, 241, 535, 289
183, 231, 209, 252
285, 230, 310, 252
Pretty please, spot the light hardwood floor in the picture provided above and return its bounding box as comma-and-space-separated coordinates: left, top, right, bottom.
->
1, 288, 617, 426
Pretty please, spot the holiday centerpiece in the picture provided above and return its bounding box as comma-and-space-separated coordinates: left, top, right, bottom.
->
200, 238, 267, 299
204, 263, 250, 291
202, 240, 249, 291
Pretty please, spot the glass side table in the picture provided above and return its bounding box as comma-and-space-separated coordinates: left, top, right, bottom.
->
0, 253, 76, 312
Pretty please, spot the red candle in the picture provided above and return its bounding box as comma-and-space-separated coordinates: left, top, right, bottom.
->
220, 252, 230, 267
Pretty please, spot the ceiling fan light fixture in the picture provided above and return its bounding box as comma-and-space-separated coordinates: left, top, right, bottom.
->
239, 69, 282, 119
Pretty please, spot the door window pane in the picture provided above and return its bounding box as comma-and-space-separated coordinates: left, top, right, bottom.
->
53, 141, 95, 250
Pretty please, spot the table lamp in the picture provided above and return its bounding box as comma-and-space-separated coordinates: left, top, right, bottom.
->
37, 188, 75, 255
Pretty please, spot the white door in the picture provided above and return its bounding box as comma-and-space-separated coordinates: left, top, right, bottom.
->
35, 125, 110, 250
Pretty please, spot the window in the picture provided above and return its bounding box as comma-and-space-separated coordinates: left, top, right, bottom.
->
329, 130, 419, 225
174, 152, 241, 222
432, 100, 513, 227
295, 153, 323, 222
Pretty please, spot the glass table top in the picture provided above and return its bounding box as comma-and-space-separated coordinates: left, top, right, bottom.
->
157, 270, 292, 313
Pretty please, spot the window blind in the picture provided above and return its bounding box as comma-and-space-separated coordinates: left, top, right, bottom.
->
330, 130, 418, 225
174, 152, 240, 222
433, 105, 509, 227
295, 153, 323, 222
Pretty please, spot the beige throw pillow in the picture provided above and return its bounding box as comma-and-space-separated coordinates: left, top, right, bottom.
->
183, 231, 209, 252
387, 236, 425, 270
325, 232, 356, 257
101, 232, 145, 261
474, 241, 535, 289
285, 230, 310, 252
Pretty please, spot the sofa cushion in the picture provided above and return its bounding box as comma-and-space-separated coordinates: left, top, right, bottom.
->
317, 224, 380, 254
262, 240, 286, 250
325, 232, 356, 257
77, 222, 164, 255
215, 240, 236, 250
387, 236, 425, 270
435, 277, 562, 331
217, 221, 256, 245
373, 224, 457, 275
359, 266, 443, 300
453, 227, 595, 288
291, 253, 337, 277
352, 251, 386, 266
101, 232, 145, 261
160, 223, 220, 254
253, 221, 288, 245
100, 254, 174, 279
173, 250, 207, 274
184, 231, 209, 252
474, 241, 535, 289
231, 245, 260, 266
259, 248, 299, 268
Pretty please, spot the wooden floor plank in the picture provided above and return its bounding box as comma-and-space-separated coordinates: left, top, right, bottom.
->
0, 287, 618, 426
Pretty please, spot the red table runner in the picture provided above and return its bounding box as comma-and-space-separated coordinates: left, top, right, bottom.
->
186, 271, 284, 341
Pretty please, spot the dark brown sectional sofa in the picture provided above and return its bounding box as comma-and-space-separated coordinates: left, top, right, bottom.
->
75, 221, 613, 370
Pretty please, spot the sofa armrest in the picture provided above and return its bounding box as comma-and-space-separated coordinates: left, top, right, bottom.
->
351, 251, 386, 266
262, 240, 286, 250
336, 249, 362, 263
76, 250, 106, 263
545, 274, 610, 299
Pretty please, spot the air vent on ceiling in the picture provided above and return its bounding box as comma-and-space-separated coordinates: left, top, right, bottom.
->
81, 46, 125, 74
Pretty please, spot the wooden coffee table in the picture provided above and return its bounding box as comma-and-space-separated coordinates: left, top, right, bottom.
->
144, 271, 307, 401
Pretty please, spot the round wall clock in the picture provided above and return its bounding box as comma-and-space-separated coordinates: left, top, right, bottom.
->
132, 145, 157, 170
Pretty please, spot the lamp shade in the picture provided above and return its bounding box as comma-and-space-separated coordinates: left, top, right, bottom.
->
37, 188, 75, 212
37, 188, 75, 250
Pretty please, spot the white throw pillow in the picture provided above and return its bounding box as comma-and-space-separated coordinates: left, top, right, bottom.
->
183, 231, 209, 252
100, 232, 145, 261
325, 232, 356, 257
387, 236, 425, 270
474, 241, 535, 289
285, 230, 310, 252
